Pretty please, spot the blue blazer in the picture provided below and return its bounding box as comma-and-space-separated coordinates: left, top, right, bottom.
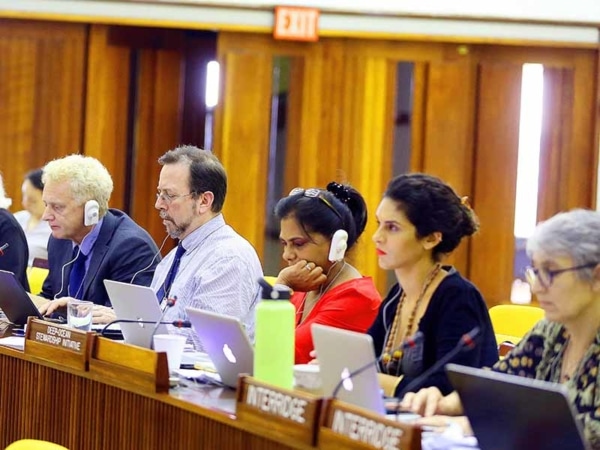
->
41, 209, 160, 306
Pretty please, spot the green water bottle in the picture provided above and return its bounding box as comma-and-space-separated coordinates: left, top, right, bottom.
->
253, 278, 295, 389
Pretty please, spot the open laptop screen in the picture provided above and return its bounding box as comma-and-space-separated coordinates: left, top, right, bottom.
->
312, 324, 385, 415
0, 270, 43, 325
104, 279, 168, 348
185, 307, 254, 388
446, 363, 590, 450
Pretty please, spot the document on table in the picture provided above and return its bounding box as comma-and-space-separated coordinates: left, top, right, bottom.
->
0, 336, 25, 350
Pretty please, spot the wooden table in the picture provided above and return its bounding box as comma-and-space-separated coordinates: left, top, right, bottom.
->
0, 342, 314, 449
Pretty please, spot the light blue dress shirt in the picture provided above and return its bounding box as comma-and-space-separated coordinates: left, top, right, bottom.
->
151, 214, 263, 350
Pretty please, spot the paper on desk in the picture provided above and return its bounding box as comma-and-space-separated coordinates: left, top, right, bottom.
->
422, 422, 479, 450
0, 336, 25, 350
180, 351, 216, 371
176, 368, 222, 383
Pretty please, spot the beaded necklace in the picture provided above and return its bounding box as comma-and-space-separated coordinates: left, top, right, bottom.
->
381, 263, 442, 375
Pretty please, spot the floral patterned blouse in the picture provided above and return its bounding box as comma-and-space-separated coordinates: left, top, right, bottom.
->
493, 320, 600, 448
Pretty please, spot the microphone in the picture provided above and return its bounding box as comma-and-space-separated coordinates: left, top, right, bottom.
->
150, 296, 178, 347
395, 326, 480, 400
332, 331, 424, 399
100, 319, 191, 337
0, 243, 8, 256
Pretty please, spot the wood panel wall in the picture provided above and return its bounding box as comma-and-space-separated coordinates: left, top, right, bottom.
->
83, 25, 132, 211
0, 19, 597, 307
0, 20, 87, 210
469, 63, 522, 307
214, 33, 599, 302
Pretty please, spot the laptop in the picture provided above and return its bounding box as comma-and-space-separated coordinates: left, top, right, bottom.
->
446, 363, 590, 450
0, 270, 44, 325
311, 324, 385, 414
185, 307, 254, 388
103, 280, 168, 348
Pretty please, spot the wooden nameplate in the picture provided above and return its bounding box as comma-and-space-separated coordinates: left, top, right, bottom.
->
318, 399, 421, 450
24, 317, 95, 371
88, 337, 170, 393
236, 376, 322, 446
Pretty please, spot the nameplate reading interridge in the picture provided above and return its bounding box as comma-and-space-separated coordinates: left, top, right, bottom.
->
236, 376, 322, 446
319, 399, 421, 450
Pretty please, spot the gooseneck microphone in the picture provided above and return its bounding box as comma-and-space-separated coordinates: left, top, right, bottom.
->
100, 319, 191, 338
0, 243, 8, 256
147, 296, 179, 348
395, 326, 481, 400
332, 331, 425, 399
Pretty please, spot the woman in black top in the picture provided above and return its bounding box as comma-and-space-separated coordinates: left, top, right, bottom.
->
369, 173, 498, 396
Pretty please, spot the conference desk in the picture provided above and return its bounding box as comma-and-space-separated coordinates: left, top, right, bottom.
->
0, 337, 314, 449
0, 319, 423, 450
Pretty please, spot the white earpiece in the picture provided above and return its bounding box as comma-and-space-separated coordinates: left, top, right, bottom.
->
84, 200, 100, 226
328, 230, 348, 262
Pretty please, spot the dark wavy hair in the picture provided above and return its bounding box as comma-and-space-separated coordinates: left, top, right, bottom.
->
384, 173, 479, 261
275, 182, 368, 251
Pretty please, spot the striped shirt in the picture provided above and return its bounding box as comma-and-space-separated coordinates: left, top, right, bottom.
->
151, 214, 263, 350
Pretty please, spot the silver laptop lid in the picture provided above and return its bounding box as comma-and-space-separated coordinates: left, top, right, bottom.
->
103, 279, 168, 348
185, 307, 253, 388
312, 324, 385, 414
446, 363, 590, 450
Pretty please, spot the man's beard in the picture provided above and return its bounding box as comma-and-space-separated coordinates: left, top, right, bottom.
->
160, 210, 190, 239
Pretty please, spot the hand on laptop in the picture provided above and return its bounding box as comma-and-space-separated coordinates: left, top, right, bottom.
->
38, 297, 68, 316
91, 305, 116, 324
38, 298, 115, 324
276, 260, 327, 292
401, 388, 463, 417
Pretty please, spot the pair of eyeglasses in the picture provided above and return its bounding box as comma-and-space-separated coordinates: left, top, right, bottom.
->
524, 262, 598, 289
288, 187, 343, 222
156, 190, 195, 204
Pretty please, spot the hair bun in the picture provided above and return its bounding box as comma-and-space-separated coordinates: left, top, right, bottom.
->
327, 182, 351, 204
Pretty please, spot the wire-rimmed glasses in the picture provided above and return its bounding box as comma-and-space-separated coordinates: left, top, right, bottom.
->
156, 190, 195, 204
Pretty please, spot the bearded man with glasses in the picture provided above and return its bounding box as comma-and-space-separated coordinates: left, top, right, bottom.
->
151, 145, 263, 351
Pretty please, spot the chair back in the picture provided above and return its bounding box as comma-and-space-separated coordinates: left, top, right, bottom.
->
26, 266, 49, 295
5, 439, 69, 450
263, 276, 278, 286
488, 304, 545, 346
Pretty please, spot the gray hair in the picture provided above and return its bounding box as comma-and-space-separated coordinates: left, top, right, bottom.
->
42, 154, 113, 217
0, 174, 12, 209
526, 209, 600, 281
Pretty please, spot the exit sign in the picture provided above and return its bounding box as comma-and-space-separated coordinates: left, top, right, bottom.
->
274, 6, 320, 42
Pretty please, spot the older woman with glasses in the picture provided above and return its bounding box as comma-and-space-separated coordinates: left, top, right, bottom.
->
273, 182, 381, 364
403, 209, 600, 447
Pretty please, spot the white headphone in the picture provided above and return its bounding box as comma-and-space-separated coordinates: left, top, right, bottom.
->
328, 229, 348, 262
84, 200, 100, 226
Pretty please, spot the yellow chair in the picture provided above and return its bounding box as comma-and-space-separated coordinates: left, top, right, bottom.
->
5, 439, 68, 450
264, 276, 278, 286
489, 304, 545, 346
26, 267, 49, 295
